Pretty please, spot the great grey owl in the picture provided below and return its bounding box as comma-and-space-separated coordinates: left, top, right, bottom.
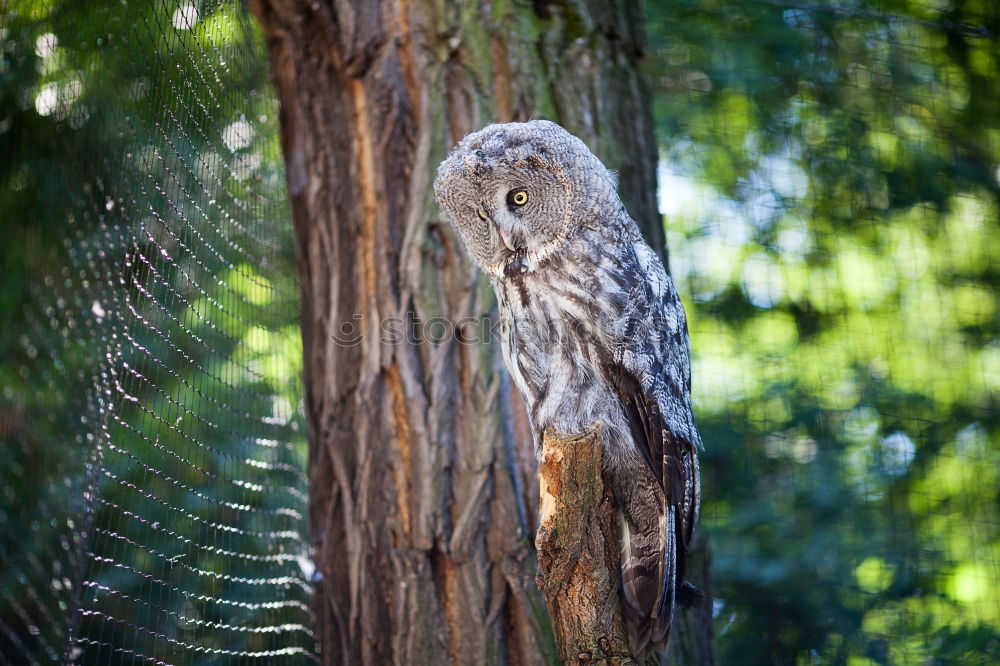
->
433, 120, 703, 657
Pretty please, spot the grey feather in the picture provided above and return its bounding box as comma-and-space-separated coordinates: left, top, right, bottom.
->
434, 120, 703, 658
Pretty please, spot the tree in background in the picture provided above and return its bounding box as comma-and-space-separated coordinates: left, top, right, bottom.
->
249, 0, 712, 663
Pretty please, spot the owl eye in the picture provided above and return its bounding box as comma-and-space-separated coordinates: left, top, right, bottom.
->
477, 208, 488, 221
507, 189, 528, 208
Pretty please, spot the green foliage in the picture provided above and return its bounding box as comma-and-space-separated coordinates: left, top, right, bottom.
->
647, 1, 1000, 663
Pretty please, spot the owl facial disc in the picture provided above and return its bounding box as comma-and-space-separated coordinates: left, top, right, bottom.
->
434, 119, 617, 279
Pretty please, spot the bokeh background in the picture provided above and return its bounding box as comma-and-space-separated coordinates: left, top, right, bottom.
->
1, 0, 997, 664
646, 2, 999, 663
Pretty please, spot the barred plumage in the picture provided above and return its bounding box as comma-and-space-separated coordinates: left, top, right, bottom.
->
434, 120, 703, 657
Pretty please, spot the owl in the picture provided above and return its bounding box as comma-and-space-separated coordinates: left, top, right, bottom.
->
433, 120, 703, 657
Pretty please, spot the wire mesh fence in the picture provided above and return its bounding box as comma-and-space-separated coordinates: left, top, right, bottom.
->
1, 0, 997, 664
1, 1, 314, 663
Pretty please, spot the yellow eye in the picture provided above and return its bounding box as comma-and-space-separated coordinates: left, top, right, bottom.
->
477, 208, 488, 221
505, 188, 529, 209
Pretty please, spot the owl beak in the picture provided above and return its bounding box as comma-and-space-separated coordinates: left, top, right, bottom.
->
498, 229, 517, 252
487, 217, 518, 253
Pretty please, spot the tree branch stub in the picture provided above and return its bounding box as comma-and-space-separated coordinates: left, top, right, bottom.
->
535, 427, 639, 665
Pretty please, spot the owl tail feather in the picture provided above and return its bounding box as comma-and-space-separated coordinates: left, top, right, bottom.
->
617, 500, 676, 659
622, 582, 710, 659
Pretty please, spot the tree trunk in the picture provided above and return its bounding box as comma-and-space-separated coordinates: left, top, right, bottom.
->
249, 1, 712, 663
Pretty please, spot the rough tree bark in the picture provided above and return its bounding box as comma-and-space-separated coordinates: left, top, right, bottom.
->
536, 429, 636, 665
249, 1, 713, 664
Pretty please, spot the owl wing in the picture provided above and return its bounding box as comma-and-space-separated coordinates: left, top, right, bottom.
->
597, 241, 703, 656
601, 358, 700, 655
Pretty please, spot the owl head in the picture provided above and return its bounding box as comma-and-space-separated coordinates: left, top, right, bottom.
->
433, 120, 621, 279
